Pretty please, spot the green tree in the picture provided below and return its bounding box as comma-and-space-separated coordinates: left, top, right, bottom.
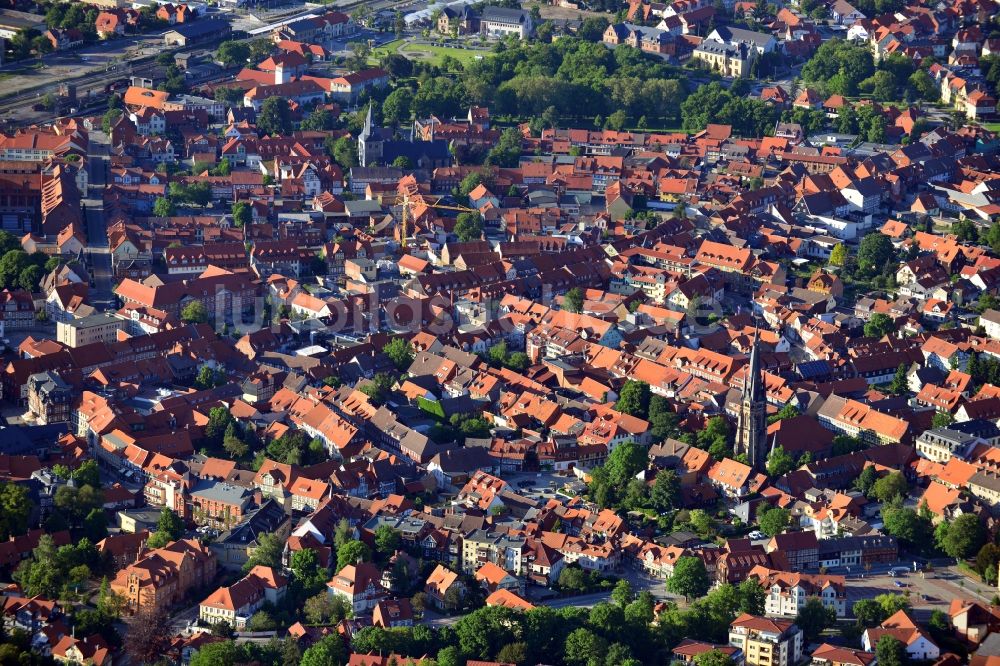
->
688, 508, 715, 536
485, 127, 523, 167
215, 40, 250, 67
857, 232, 894, 278
325, 135, 357, 169
766, 446, 796, 477
738, 578, 766, 615
382, 338, 414, 371
214, 87, 245, 105
796, 597, 836, 641
156, 507, 183, 540
667, 556, 710, 600
801, 39, 874, 96
181, 300, 209, 324
231, 201, 251, 228
695, 649, 737, 666
852, 598, 886, 627
864, 313, 895, 338
698, 416, 732, 460
205, 406, 234, 446
612, 579, 633, 607
246, 532, 284, 570
616, 380, 651, 418
300, 636, 346, 666
604, 441, 647, 489
931, 412, 954, 428
871, 472, 907, 502
588, 601, 625, 636
865, 70, 898, 102
0, 482, 31, 541
758, 506, 791, 537
855, 465, 879, 495
881, 504, 932, 550
292, 548, 331, 597
564, 287, 584, 313
102, 108, 123, 134
454, 212, 484, 242
875, 635, 907, 666
304, 591, 351, 625
937, 513, 985, 559
506, 352, 530, 371
487, 341, 509, 367
577, 16, 611, 41
828, 244, 847, 267
374, 524, 401, 556
257, 97, 292, 136
301, 107, 336, 131
650, 470, 680, 513
82, 508, 108, 541
382, 87, 412, 124
888, 363, 909, 395
247, 610, 276, 631
767, 403, 799, 425
222, 423, 247, 459
976, 543, 1000, 585
336, 539, 371, 572
359, 373, 394, 405
152, 197, 175, 217
564, 627, 608, 666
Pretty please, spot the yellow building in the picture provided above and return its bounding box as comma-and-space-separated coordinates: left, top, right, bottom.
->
692, 41, 754, 78
56, 313, 123, 348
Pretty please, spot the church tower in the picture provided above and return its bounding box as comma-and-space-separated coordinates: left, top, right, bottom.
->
736, 334, 767, 471
358, 102, 382, 168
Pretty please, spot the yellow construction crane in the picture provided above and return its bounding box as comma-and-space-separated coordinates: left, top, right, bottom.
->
397, 188, 479, 250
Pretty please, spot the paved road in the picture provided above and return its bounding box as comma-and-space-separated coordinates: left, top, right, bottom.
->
84, 130, 115, 308
842, 565, 994, 624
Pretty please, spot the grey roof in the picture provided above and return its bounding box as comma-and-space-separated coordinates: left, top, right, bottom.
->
218, 499, 288, 545
480, 6, 529, 23
28, 371, 72, 395
350, 166, 404, 181
970, 471, 1000, 493
695, 40, 749, 58
344, 199, 384, 215
948, 419, 1000, 440
430, 446, 496, 474
0, 424, 68, 455
62, 313, 121, 329
166, 18, 230, 39
847, 176, 882, 197
980, 308, 1000, 325
191, 479, 254, 506
710, 25, 775, 47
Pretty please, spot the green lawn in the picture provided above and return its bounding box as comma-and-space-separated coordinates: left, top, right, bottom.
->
369, 38, 404, 63
400, 42, 493, 65
369, 39, 493, 66
984, 122, 1000, 133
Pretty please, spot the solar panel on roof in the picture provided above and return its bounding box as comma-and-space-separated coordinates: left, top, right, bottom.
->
796, 360, 831, 379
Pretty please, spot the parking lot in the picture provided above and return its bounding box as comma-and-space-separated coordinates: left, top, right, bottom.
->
502, 470, 584, 503
844, 565, 996, 622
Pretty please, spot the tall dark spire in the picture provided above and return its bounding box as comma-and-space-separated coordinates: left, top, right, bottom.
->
746, 330, 764, 404
736, 331, 768, 471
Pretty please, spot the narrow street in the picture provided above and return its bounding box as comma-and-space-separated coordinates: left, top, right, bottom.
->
84, 130, 115, 308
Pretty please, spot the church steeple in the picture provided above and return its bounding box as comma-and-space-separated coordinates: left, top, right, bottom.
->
736, 331, 768, 472
359, 102, 377, 167
361, 101, 374, 140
